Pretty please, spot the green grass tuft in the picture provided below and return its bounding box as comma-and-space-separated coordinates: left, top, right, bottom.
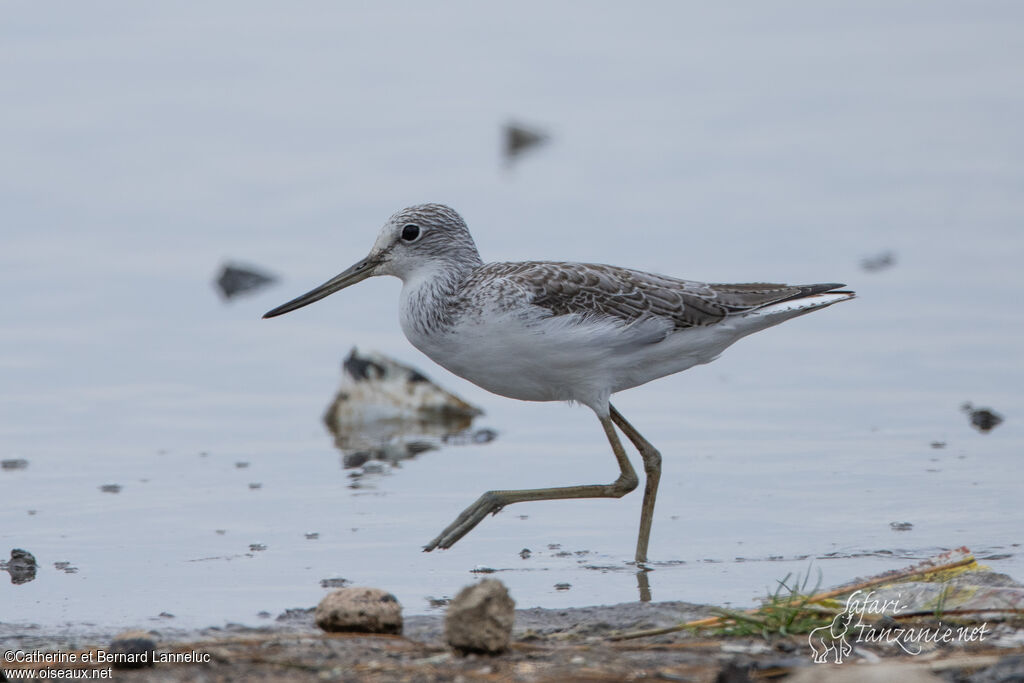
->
701, 567, 837, 639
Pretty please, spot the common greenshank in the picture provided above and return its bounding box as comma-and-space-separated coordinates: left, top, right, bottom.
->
264, 204, 854, 563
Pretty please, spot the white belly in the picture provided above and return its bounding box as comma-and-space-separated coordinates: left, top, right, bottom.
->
397, 277, 849, 412
400, 308, 742, 411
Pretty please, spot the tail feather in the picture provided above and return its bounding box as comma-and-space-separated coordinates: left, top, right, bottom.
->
749, 287, 856, 320
780, 283, 852, 303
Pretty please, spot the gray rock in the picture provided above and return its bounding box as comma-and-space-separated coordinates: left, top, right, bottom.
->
445, 579, 515, 655
315, 587, 402, 634
2, 548, 38, 584
109, 630, 156, 669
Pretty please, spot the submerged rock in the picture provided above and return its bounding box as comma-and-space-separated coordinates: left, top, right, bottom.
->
214, 262, 277, 300
961, 402, 1004, 433
503, 121, 549, 163
327, 348, 481, 425
324, 348, 492, 479
860, 250, 897, 272
445, 579, 515, 655
2, 548, 38, 585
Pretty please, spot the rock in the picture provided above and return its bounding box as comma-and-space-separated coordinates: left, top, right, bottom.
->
327, 348, 481, 427
2, 548, 38, 584
325, 348, 489, 476
214, 262, 277, 300
961, 402, 1004, 433
445, 579, 515, 655
109, 630, 156, 669
315, 587, 402, 634
860, 250, 897, 272
503, 121, 549, 162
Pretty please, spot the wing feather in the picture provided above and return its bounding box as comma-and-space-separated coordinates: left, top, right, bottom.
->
460, 261, 846, 332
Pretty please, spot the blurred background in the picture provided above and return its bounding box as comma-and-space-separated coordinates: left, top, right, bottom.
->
2, 1, 1021, 629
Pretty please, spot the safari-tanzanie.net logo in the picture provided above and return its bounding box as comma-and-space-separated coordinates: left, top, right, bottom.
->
807, 589, 990, 664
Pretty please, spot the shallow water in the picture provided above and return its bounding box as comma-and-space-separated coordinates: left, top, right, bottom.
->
2, 2, 1022, 629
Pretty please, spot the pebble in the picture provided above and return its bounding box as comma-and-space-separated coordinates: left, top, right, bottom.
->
108, 630, 156, 669
445, 578, 515, 655
315, 586, 402, 634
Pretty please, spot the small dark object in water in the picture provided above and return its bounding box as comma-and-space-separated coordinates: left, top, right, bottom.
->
554, 582, 571, 591
860, 251, 896, 272
473, 428, 498, 444
2, 548, 38, 584
249, 543, 267, 552
930, 441, 946, 449
320, 577, 349, 588
519, 548, 532, 559
890, 521, 914, 531
1, 458, 28, 470
215, 262, 277, 300
305, 532, 320, 540
427, 596, 450, 608
276, 607, 312, 622
961, 402, 1004, 433
504, 121, 549, 162
54, 561, 78, 574
99, 483, 122, 493
248, 482, 262, 489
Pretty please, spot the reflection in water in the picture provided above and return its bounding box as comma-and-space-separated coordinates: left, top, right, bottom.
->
323, 349, 494, 485
636, 568, 652, 602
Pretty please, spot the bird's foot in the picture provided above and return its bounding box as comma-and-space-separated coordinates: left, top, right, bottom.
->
423, 491, 505, 552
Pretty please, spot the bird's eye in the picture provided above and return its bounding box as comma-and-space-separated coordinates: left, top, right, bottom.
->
401, 224, 421, 242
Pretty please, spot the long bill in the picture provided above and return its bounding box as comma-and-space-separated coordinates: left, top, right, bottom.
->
263, 255, 378, 319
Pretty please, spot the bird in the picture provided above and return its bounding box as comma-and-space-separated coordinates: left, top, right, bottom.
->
264, 203, 854, 564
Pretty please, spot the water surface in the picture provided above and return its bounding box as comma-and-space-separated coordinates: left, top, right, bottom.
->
2, 2, 1022, 629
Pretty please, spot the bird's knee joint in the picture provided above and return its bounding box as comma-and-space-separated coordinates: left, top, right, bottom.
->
480, 490, 505, 512
643, 448, 662, 468
614, 472, 639, 496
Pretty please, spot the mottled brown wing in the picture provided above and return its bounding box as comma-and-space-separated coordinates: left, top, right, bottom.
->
470, 261, 843, 330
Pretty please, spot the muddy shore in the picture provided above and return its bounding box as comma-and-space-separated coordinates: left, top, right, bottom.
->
4, 595, 1023, 682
